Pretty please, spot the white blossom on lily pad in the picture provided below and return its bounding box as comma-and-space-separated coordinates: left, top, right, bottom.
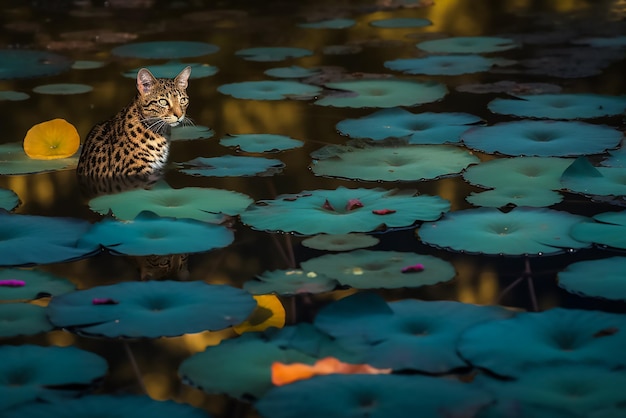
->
315, 78, 447, 108
488, 94, 626, 119
558, 256, 626, 301
311, 143, 479, 181
235, 47, 313, 62
336, 109, 481, 144
0, 143, 77, 175
561, 157, 626, 198
112, 41, 219, 59
301, 233, 379, 251
418, 207, 589, 256
385, 55, 506, 76
219, 134, 303, 153
240, 187, 450, 235
218, 80, 321, 100
177, 155, 285, 177
570, 211, 626, 250
417, 36, 519, 54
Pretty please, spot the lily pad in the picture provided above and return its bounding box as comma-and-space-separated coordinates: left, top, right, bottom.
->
336, 109, 481, 144
311, 144, 479, 181
458, 308, 626, 377
0, 91, 29, 101
315, 79, 447, 108
123, 62, 218, 79
299, 19, 356, 29
0, 303, 53, 337
0, 143, 77, 175
467, 187, 563, 208
32, 83, 93, 95
243, 269, 339, 295
112, 41, 219, 59
370, 17, 432, 28
558, 256, 626, 301
177, 155, 285, 177
0, 269, 75, 301
301, 233, 379, 251
487, 94, 626, 119
385, 55, 505, 75
418, 207, 589, 256
300, 250, 456, 290
88, 185, 252, 223
47, 280, 256, 338
235, 47, 313, 62
78, 213, 234, 256
171, 125, 214, 141
265, 66, 320, 78
256, 374, 492, 418
0, 188, 19, 211
218, 80, 321, 100
3, 395, 211, 418
23, 118, 80, 160
417, 36, 519, 53
219, 134, 303, 152
72, 60, 106, 70
240, 187, 450, 235
0, 49, 71, 79
0, 212, 98, 266
570, 211, 626, 250
0, 344, 107, 410
461, 120, 622, 156
561, 157, 626, 197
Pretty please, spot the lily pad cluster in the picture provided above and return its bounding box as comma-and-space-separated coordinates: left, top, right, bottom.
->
177, 155, 285, 177
0, 49, 72, 79
488, 94, 626, 119
218, 80, 321, 100
219, 134, 304, 152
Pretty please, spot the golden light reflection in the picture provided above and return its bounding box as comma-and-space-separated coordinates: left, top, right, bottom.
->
455, 258, 499, 305
144, 371, 171, 401
218, 99, 308, 138
46, 329, 76, 347
158, 329, 235, 355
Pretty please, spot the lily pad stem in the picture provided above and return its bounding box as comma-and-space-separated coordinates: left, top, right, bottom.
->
123, 341, 147, 393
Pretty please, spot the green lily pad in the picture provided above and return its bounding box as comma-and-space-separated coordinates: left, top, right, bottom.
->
461, 120, 622, 156
417, 36, 519, 53
78, 213, 234, 256
32, 83, 93, 95
300, 250, 456, 290
72, 60, 106, 70
467, 187, 563, 208
315, 79, 447, 108
385, 55, 505, 76
112, 41, 219, 59
561, 157, 626, 197
265, 65, 320, 78
0, 188, 19, 211
177, 155, 285, 177
241, 187, 450, 235
0, 344, 107, 411
171, 125, 214, 141
0, 303, 53, 337
47, 280, 256, 338
88, 185, 252, 223
311, 144, 479, 181
299, 19, 356, 29
336, 109, 481, 144
570, 211, 626, 250
218, 80, 321, 100
0, 143, 77, 175
3, 395, 211, 418
0, 49, 71, 80
301, 233, 379, 251
235, 47, 313, 62
123, 62, 218, 79
488, 94, 626, 119
558, 256, 626, 301
0, 91, 29, 101
0, 269, 75, 301
243, 269, 339, 295
602, 146, 626, 168
219, 134, 303, 152
370, 17, 432, 28
418, 207, 589, 256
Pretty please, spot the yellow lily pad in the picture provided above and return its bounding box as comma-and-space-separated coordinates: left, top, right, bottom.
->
23, 118, 80, 160
234, 295, 286, 334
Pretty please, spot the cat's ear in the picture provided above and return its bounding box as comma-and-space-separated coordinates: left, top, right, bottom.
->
137, 68, 157, 95
174, 66, 192, 90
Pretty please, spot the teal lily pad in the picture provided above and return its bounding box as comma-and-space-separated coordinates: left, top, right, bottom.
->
476, 364, 626, 418
418, 207, 589, 256
78, 213, 234, 256
112, 41, 219, 59
0, 91, 29, 101
177, 155, 285, 177
123, 62, 218, 79
385, 55, 505, 75
299, 19, 355, 29
0, 345, 107, 411
417, 36, 519, 53
3, 395, 211, 418
311, 144, 479, 181
300, 250, 456, 290
0, 49, 71, 79
301, 233, 379, 251
314, 293, 511, 372
32, 83, 93, 95
0, 143, 77, 175
370, 17, 432, 28
336, 109, 481, 144
265, 65, 320, 78
219, 134, 303, 152
488, 94, 626, 119
0, 212, 98, 266
0, 269, 75, 301
467, 187, 563, 208
171, 125, 214, 141
72, 60, 106, 70
88, 185, 252, 223
315, 79, 447, 108
0, 303, 53, 337
0, 188, 19, 211
243, 269, 339, 295
256, 374, 492, 418
561, 157, 626, 197
458, 308, 626, 377
218, 80, 321, 100
570, 211, 626, 250
558, 256, 626, 301
180, 324, 359, 399
602, 146, 626, 167
462, 120, 622, 156
47, 280, 256, 338
235, 47, 313, 62
240, 187, 450, 235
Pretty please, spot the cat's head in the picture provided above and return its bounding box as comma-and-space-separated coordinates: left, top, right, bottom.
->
136, 66, 191, 128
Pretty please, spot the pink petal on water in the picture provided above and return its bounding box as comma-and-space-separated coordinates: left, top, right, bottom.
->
401, 264, 425, 273
372, 209, 396, 215
92, 298, 119, 305
346, 199, 364, 211
0, 279, 26, 287
323, 199, 336, 211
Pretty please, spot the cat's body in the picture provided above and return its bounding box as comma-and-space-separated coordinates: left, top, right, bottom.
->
76, 66, 191, 179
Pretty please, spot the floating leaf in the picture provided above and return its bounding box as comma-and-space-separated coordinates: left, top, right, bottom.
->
0, 49, 71, 79
47, 280, 256, 338
561, 157, 626, 197
299, 19, 356, 29
32, 83, 93, 95
170, 125, 214, 141
218, 80, 321, 100
370, 17, 432, 28
301, 233, 379, 251
0, 91, 29, 101
233, 295, 286, 334
558, 256, 626, 301
417, 36, 519, 53
177, 155, 285, 177
112, 41, 219, 59
0, 188, 19, 211
385, 55, 505, 75
265, 65, 320, 78
570, 211, 626, 250
0, 143, 77, 174
0, 269, 75, 301
219, 134, 303, 152
235, 47, 313, 62
243, 269, 339, 295
488, 94, 626, 119
72, 60, 106, 70
23, 119, 80, 160
123, 61, 218, 79
467, 187, 563, 208
0, 303, 53, 337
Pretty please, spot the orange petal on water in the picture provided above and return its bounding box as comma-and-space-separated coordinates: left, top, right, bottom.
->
272, 357, 391, 386
23, 118, 80, 160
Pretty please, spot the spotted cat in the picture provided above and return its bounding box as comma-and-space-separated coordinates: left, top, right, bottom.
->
76, 66, 191, 179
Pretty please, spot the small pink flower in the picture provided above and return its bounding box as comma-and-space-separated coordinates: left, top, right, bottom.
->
0, 279, 26, 287
401, 264, 425, 273
346, 199, 364, 211
372, 209, 396, 215
92, 298, 118, 305
322, 199, 336, 211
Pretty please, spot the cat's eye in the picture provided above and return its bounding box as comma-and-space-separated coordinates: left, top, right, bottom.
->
180, 97, 189, 105
158, 98, 169, 107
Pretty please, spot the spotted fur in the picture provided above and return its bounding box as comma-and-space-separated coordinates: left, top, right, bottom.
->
76, 66, 191, 179
136, 253, 190, 281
